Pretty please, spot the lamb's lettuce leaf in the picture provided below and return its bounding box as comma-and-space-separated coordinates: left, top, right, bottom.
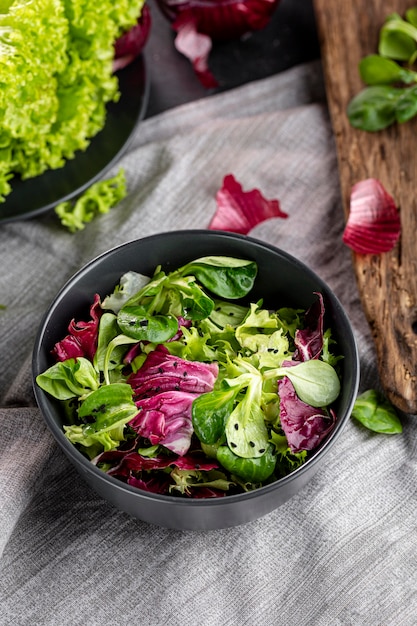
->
36, 357, 99, 400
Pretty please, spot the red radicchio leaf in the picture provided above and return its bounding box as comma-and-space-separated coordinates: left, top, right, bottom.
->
128, 390, 197, 455
97, 447, 218, 478
128, 344, 218, 399
128, 475, 171, 494
342, 178, 401, 255
52, 294, 102, 362
293, 292, 324, 361
278, 376, 336, 453
209, 174, 287, 235
113, 4, 152, 72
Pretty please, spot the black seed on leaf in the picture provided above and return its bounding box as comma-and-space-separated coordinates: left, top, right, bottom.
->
249, 441, 255, 447
230, 442, 237, 449
259, 448, 265, 454
139, 319, 148, 327
234, 423, 239, 430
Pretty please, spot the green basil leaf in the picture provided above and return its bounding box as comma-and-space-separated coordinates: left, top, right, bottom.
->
347, 85, 402, 131
179, 256, 258, 299
117, 305, 178, 342
359, 54, 417, 85
379, 15, 417, 61
406, 7, 417, 28
395, 85, 417, 122
351, 389, 402, 434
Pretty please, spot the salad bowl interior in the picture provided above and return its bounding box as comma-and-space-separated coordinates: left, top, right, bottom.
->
32, 230, 359, 530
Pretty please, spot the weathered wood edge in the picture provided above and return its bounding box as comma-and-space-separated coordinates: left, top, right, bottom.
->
313, 0, 417, 413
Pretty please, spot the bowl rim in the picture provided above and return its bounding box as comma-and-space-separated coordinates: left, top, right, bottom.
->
32, 229, 360, 508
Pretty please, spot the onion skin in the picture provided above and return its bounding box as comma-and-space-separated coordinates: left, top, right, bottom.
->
342, 178, 401, 255
113, 4, 152, 72
156, 0, 281, 41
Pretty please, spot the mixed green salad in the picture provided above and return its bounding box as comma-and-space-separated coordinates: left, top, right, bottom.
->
36, 256, 343, 498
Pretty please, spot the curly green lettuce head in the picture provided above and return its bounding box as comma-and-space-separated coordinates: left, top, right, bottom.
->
0, 0, 144, 202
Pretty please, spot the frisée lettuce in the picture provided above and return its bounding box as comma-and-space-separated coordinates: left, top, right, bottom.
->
0, 0, 144, 202
36, 256, 343, 498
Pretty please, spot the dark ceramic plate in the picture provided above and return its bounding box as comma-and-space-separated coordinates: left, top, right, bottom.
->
0, 55, 149, 224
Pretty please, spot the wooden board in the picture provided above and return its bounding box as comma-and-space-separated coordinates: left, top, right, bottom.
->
313, 0, 417, 414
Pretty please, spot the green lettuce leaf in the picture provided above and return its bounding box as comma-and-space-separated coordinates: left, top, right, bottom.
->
54, 168, 127, 232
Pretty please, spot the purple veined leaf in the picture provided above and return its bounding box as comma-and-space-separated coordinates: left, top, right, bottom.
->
278, 376, 336, 453
209, 174, 288, 235
129, 390, 201, 455
52, 294, 102, 362
113, 4, 152, 72
128, 344, 218, 399
293, 292, 324, 361
96, 445, 219, 476
342, 178, 401, 254
127, 475, 171, 494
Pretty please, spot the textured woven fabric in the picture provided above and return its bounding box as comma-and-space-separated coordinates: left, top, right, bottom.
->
1, 60, 416, 625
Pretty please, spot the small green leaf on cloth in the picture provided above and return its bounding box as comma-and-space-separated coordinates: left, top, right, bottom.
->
351, 389, 403, 434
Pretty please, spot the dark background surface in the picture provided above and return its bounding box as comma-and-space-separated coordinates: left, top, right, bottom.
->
143, 0, 321, 117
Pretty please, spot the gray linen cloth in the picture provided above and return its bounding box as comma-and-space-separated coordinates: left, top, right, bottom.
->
1, 60, 416, 625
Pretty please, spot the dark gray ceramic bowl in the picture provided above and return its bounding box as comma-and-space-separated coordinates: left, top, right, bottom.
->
32, 230, 359, 530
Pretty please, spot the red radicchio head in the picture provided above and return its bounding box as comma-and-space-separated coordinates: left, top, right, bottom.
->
155, 0, 281, 87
